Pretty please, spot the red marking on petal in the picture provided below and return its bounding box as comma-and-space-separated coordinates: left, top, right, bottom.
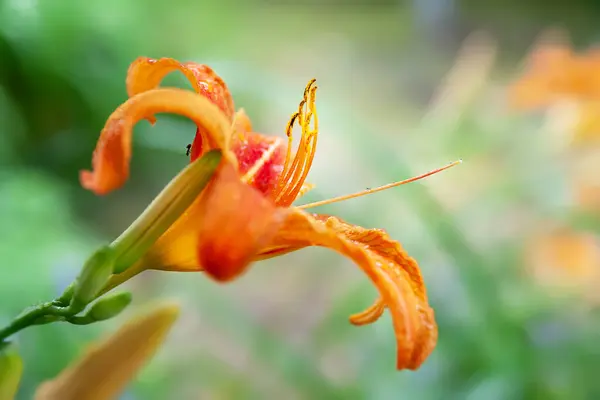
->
190, 128, 204, 161
231, 132, 286, 196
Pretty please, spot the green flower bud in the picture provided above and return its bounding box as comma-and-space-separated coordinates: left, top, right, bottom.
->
54, 282, 75, 307
70, 246, 115, 312
67, 292, 132, 326
88, 292, 132, 322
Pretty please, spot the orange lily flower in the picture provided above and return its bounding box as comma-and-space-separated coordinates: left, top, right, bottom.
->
509, 43, 600, 110
526, 227, 600, 304
81, 57, 460, 370
509, 41, 600, 142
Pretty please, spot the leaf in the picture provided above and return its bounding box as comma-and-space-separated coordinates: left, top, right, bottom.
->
34, 302, 180, 400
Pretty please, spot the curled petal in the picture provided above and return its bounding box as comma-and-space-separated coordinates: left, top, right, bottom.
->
125, 57, 236, 162
80, 88, 233, 195
348, 298, 385, 326
126, 57, 235, 120
141, 193, 437, 369
258, 210, 437, 370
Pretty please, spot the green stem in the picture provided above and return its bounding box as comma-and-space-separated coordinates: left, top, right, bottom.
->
0, 267, 144, 342
0, 150, 223, 340
0, 242, 154, 341
0, 303, 57, 342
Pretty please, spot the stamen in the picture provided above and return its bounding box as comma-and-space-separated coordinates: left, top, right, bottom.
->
280, 111, 300, 184
297, 159, 463, 210
274, 78, 318, 205
297, 182, 316, 198
279, 110, 302, 186
282, 87, 319, 201
279, 100, 307, 186
282, 132, 316, 201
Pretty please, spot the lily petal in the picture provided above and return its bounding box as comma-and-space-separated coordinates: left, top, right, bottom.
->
80, 88, 233, 195
125, 57, 235, 161
196, 162, 289, 281
258, 210, 437, 370
126, 57, 235, 119
139, 171, 437, 369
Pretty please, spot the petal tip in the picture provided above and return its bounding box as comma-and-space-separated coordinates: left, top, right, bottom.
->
79, 169, 108, 195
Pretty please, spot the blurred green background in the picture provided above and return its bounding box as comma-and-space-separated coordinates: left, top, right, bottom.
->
2, 0, 600, 399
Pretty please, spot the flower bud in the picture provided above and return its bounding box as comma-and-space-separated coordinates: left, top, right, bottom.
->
71, 246, 115, 312
88, 292, 132, 322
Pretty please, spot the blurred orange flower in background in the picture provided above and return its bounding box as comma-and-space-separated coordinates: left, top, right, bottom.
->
78, 57, 461, 370
510, 44, 600, 109
511, 33, 600, 295
526, 227, 600, 303
574, 180, 600, 214
510, 38, 600, 143
511, 35, 600, 214
570, 149, 600, 214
